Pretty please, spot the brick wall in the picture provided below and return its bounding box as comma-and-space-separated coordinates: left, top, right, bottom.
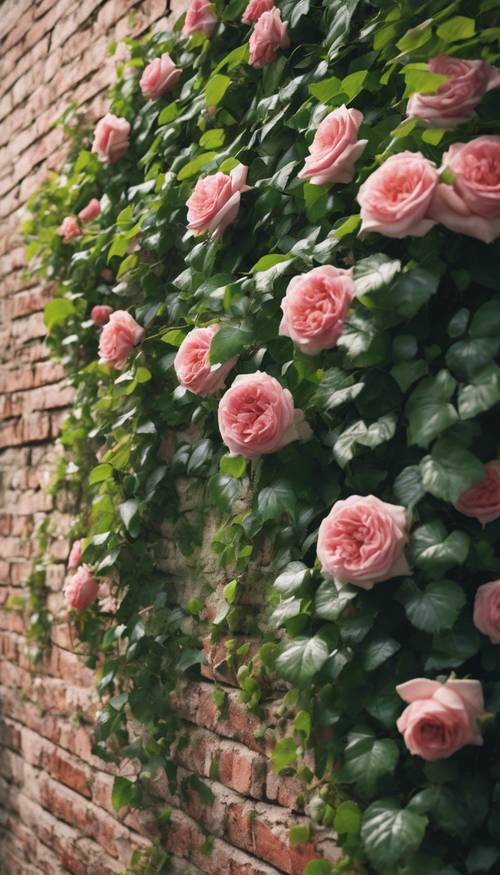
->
0, 3, 340, 873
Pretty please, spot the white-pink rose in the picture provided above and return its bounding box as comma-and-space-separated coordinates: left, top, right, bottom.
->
187, 164, 250, 238
249, 8, 289, 68
92, 113, 130, 164
243, 0, 274, 24
64, 566, 99, 612
91, 305, 113, 326
429, 137, 500, 243
474, 580, 500, 643
98, 310, 144, 370
140, 54, 181, 100
298, 106, 368, 186
279, 265, 354, 355
358, 151, 438, 238
456, 460, 500, 524
407, 55, 500, 129
396, 677, 484, 761
218, 372, 311, 458
174, 325, 237, 396
68, 539, 83, 569
58, 216, 81, 241
317, 495, 410, 589
183, 0, 217, 37
78, 199, 101, 224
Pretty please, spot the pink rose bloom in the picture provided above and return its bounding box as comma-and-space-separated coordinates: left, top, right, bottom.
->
474, 580, 500, 644
298, 106, 368, 186
279, 265, 354, 355
183, 0, 217, 37
358, 151, 438, 238
243, 0, 274, 24
174, 325, 237, 397
187, 164, 250, 238
78, 198, 101, 223
64, 566, 99, 612
317, 495, 409, 589
91, 305, 113, 326
429, 137, 500, 243
218, 372, 311, 458
92, 113, 130, 164
249, 8, 289, 68
68, 539, 83, 569
140, 54, 181, 100
98, 310, 145, 370
396, 677, 484, 761
407, 56, 500, 129
455, 460, 500, 524
58, 216, 81, 241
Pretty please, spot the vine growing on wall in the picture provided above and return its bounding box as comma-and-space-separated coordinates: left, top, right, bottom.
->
23, 0, 500, 872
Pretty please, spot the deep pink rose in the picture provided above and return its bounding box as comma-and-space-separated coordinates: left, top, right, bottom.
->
64, 566, 99, 612
98, 310, 145, 370
174, 325, 237, 397
429, 137, 500, 243
456, 460, 500, 524
91, 305, 113, 326
78, 199, 101, 224
218, 372, 311, 458
187, 164, 250, 238
407, 56, 500, 129
317, 495, 410, 589
358, 151, 438, 238
243, 0, 274, 24
396, 677, 484, 760
474, 581, 500, 644
92, 113, 130, 164
58, 217, 81, 241
279, 265, 354, 355
68, 539, 83, 569
249, 8, 289, 68
140, 54, 181, 100
298, 106, 368, 186
183, 0, 217, 37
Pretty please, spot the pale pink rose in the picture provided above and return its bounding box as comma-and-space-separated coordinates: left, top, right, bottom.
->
407, 56, 500, 129
298, 106, 368, 186
64, 566, 99, 612
174, 325, 237, 397
68, 539, 83, 569
456, 460, 500, 524
187, 164, 250, 238
474, 581, 500, 643
78, 199, 101, 223
357, 151, 438, 238
396, 677, 484, 760
279, 266, 354, 355
429, 137, 500, 243
91, 305, 113, 326
58, 216, 81, 241
218, 372, 311, 458
317, 495, 410, 589
249, 8, 289, 68
98, 310, 145, 370
243, 0, 274, 24
140, 54, 181, 100
183, 0, 217, 37
92, 113, 130, 164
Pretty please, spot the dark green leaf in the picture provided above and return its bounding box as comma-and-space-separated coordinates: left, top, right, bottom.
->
362, 799, 427, 869
398, 578, 466, 633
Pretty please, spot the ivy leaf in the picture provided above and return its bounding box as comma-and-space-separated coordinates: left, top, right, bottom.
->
271, 737, 297, 773
269, 596, 303, 628
119, 499, 140, 536
220, 454, 247, 478
256, 480, 296, 521
406, 370, 458, 447
354, 254, 401, 297
361, 799, 427, 869
425, 624, 480, 670
209, 325, 252, 364
44, 298, 75, 331
276, 635, 330, 687
112, 776, 143, 811
362, 637, 400, 671
393, 465, 425, 510
420, 438, 484, 503
343, 729, 399, 796
389, 268, 439, 318
411, 521, 470, 573
437, 15, 476, 42
446, 337, 499, 381
315, 581, 357, 620
313, 368, 364, 411
334, 414, 396, 467
89, 463, 113, 485
204, 73, 231, 105
458, 364, 500, 420
469, 300, 500, 338
303, 863, 333, 875
334, 801, 362, 835
274, 562, 311, 595
398, 579, 466, 633
209, 473, 241, 513
178, 151, 218, 181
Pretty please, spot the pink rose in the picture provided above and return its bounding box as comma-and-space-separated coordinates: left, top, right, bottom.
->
92, 113, 130, 164
187, 164, 250, 238
456, 460, 500, 524
429, 137, 500, 243
68, 539, 83, 569
174, 325, 237, 397
98, 310, 145, 370
407, 56, 500, 129
298, 106, 368, 186
279, 265, 354, 355
218, 372, 311, 458
183, 0, 217, 37
396, 677, 484, 761
58, 216, 81, 241
317, 495, 409, 589
358, 151, 438, 238
249, 8, 289, 68
243, 0, 274, 24
474, 580, 500, 643
78, 199, 101, 224
91, 305, 113, 326
140, 54, 181, 100
64, 566, 99, 612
